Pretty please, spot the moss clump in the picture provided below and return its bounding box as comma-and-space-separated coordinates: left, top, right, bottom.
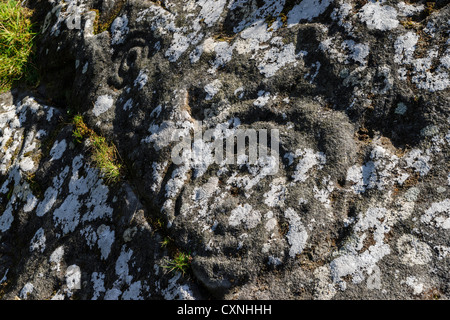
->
265, 14, 277, 28
279, 0, 298, 27
92, 0, 126, 35
72, 115, 122, 183
25, 173, 43, 200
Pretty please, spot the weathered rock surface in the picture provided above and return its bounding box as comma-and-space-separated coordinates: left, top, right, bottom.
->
1, 0, 449, 300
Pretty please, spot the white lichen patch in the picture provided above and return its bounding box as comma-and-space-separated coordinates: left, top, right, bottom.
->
0, 204, 14, 233
404, 148, 431, 176
258, 43, 302, 78
366, 265, 382, 290
191, 177, 219, 206
82, 62, 89, 74
150, 161, 168, 192
346, 145, 410, 194
30, 228, 46, 253
264, 210, 277, 232
117, 245, 134, 283
287, 0, 332, 27
36, 166, 69, 217
313, 176, 335, 209
121, 281, 145, 300
91, 272, 106, 300
111, 15, 129, 45
253, 91, 272, 107
394, 32, 419, 64
96, 225, 115, 260
0, 97, 51, 175
204, 79, 222, 100
93, 95, 114, 117
313, 265, 337, 299
229, 204, 261, 229
134, 69, 148, 90
81, 225, 97, 248
181, 177, 222, 233
240, 19, 273, 43
165, 163, 191, 201
395, 102, 408, 115
66, 264, 81, 291
143, 121, 178, 150
240, 154, 280, 192
197, 0, 227, 27
19, 283, 34, 299
263, 177, 287, 208
53, 194, 81, 235
102, 245, 142, 300
284, 207, 308, 258
49, 246, 65, 272
330, 207, 392, 287
231, 0, 284, 33
342, 40, 370, 65
411, 56, 449, 92
402, 276, 424, 295
50, 139, 67, 161
142, 96, 194, 152
394, 30, 450, 92
421, 199, 450, 229
123, 98, 133, 111
358, 2, 399, 31
81, 224, 115, 260
397, 1, 425, 17
209, 41, 235, 73
24, 193, 39, 213
161, 272, 195, 300
0, 96, 60, 233
166, 32, 203, 62
19, 157, 35, 172
291, 148, 326, 183
396, 234, 433, 266
47, 155, 113, 238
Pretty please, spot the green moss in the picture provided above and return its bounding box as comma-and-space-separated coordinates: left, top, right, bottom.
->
279, 12, 288, 26
2, 136, 14, 152
25, 173, 43, 200
265, 14, 277, 28
425, 1, 436, 15
4, 180, 14, 201
160, 236, 173, 248
0, 280, 10, 300
279, 0, 298, 27
92, 0, 126, 35
72, 115, 122, 184
400, 19, 423, 30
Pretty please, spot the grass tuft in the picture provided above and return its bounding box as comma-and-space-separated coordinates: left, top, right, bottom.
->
162, 251, 193, 275
72, 115, 122, 184
0, 0, 37, 93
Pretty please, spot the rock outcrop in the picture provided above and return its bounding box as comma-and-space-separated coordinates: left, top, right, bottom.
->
0, 0, 449, 300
